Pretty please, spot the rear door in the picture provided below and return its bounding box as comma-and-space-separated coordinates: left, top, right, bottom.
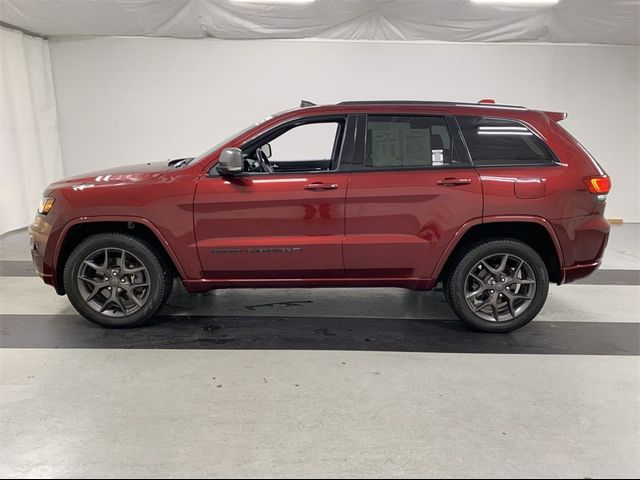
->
344, 113, 482, 280
194, 115, 355, 278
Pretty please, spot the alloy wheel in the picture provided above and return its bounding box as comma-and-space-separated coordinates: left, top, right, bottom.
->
464, 253, 537, 322
76, 247, 151, 317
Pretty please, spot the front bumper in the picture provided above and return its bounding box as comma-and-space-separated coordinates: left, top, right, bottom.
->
28, 214, 57, 290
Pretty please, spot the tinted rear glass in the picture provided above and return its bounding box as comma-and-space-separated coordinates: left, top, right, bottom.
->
457, 116, 555, 166
360, 115, 453, 169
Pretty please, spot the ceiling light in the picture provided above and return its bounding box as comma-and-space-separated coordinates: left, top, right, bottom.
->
230, 0, 316, 4
470, 0, 559, 4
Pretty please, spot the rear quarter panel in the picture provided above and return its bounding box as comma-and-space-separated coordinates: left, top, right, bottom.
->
468, 110, 610, 272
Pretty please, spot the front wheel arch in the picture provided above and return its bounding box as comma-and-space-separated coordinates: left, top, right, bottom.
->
55, 219, 183, 294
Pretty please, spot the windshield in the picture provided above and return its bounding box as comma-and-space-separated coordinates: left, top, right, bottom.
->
190, 116, 274, 164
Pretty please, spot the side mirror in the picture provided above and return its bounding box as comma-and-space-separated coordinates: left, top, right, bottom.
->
216, 148, 243, 176
262, 143, 272, 158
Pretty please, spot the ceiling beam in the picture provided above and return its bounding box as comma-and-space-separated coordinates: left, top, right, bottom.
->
0, 20, 47, 40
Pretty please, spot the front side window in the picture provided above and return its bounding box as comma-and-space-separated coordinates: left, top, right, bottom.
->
359, 115, 454, 169
244, 120, 344, 174
457, 116, 556, 166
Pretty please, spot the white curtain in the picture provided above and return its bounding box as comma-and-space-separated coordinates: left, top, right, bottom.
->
0, 25, 63, 234
0, 0, 638, 45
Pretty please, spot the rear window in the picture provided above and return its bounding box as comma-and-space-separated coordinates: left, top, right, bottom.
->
457, 116, 555, 166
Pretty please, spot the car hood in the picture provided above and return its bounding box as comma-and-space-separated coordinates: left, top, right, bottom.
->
44, 161, 171, 193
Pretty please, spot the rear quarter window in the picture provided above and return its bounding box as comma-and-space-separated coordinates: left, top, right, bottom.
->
457, 116, 556, 166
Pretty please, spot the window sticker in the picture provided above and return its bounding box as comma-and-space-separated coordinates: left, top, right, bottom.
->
432, 149, 444, 166
372, 129, 401, 166
403, 129, 430, 166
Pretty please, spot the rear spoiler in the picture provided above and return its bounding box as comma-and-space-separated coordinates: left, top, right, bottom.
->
542, 111, 567, 122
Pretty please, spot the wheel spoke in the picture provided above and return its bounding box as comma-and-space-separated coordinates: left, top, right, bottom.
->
497, 254, 509, 274
466, 287, 485, 299
128, 292, 143, 307
118, 249, 127, 268
82, 260, 104, 274
84, 285, 103, 302
504, 293, 516, 319
79, 276, 109, 302
100, 296, 114, 313
78, 276, 105, 287
507, 291, 532, 301
513, 258, 524, 277
473, 294, 495, 313
490, 302, 500, 322
113, 294, 127, 313
481, 260, 499, 275
123, 265, 145, 274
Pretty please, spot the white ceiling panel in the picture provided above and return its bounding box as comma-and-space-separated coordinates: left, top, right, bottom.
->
0, 0, 638, 44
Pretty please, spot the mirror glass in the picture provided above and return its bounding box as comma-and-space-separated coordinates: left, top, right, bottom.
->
262, 143, 272, 158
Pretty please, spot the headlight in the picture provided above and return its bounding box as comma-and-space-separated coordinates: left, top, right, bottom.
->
38, 196, 55, 215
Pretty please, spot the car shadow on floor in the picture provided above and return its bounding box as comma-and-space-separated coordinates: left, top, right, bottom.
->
1, 312, 638, 355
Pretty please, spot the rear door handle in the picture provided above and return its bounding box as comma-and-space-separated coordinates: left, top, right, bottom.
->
304, 182, 339, 191
436, 177, 472, 186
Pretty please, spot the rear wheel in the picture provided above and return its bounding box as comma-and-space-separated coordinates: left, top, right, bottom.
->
63, 233, 172, 328
445, 239, 549, 332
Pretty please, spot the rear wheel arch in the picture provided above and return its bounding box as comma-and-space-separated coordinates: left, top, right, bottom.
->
437, 219, 563, 285
55, 219, 184, 294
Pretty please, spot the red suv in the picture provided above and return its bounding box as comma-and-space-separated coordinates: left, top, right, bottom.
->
29, 100, 611, 332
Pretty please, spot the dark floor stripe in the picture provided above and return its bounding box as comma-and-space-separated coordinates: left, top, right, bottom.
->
1, 260, 639, 286
0, 314, 637, 355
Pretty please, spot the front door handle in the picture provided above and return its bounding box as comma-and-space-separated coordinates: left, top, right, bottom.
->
304, 182, 339, 191
436, 177, 472, 186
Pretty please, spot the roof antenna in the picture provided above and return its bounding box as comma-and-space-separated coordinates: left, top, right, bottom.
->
300, 100, 316, 107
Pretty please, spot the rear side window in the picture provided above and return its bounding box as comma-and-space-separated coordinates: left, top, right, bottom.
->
360, 115, 455, 169
457, 116, 555, 166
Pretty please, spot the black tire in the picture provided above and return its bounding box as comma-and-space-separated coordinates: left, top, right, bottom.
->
445, 239, 549, 333
63, 233, 173, 328
442, 279, 453, 307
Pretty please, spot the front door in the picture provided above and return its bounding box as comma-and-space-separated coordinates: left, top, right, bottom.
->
344, 114, 483, 280
194, 116, 353, 278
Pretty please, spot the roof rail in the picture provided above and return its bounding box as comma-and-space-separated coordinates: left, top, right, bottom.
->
336, 100, 526, 109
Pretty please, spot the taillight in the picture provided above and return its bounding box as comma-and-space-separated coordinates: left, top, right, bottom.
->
584, 175, 611, 194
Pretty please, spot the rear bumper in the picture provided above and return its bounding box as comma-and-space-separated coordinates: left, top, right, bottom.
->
552, 214, 610, 285
561, 259, 602, 284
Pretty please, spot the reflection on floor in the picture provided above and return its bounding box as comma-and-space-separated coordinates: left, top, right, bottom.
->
1, 224, 639, 478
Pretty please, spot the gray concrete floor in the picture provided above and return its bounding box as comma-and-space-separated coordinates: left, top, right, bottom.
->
1, 225, 639, 478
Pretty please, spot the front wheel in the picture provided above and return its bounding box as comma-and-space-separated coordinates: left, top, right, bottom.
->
63, 233, 172, 328
445, 239, 549, 332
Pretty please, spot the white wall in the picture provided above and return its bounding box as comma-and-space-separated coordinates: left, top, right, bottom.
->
49, 37, 640, 221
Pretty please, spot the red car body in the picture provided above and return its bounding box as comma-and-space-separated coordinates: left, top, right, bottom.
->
29, 102, 610, 297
